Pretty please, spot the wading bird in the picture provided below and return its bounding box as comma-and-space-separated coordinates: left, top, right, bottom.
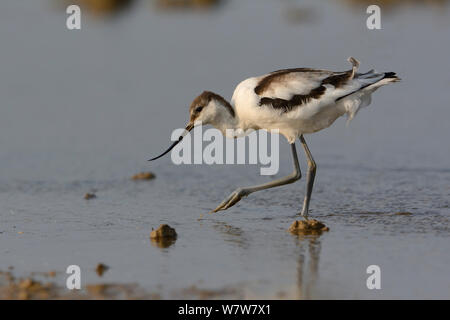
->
150, 57, 399, 218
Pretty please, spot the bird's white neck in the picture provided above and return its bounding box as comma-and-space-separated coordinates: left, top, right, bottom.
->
211, 104, 240, 138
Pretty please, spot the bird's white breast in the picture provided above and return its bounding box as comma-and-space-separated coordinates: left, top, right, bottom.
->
231, 77, 346, 143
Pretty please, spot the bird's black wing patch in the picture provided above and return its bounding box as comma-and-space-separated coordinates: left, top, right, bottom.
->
258, 85, 327, 112
257, 70, 352, 112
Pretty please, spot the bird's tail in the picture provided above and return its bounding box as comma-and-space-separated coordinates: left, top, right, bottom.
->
382, 71, 401, 82
357, 70, 401, 84
344, 68, 400, 125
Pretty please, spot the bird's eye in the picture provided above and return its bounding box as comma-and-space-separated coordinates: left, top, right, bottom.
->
195, 106, 203, 113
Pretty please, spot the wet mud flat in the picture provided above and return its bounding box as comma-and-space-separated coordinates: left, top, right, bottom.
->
0, 269, 250, 300
0, 270, 156, 300
1, 0, 450, 300
1, 220, 337, 299
2, 185, 449, 300
1, 161, 450, 300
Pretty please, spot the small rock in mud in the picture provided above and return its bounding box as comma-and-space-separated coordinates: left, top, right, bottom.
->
395, 211, 412, 216
96, 263, 109, 277
84, 193, 97, 200
150, 224, 177, 240
131, 172, 155, 180
288, 219, 329, 235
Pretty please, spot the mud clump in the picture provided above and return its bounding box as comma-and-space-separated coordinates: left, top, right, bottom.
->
131, 172, 155, 181
0, 272, 57, 300
1, 270, 162, 300
289, 219, 329, 235
96, 263, 109, 277
84, 193, 97, 200
150, 224, 177, 248
150, 224, 177, 239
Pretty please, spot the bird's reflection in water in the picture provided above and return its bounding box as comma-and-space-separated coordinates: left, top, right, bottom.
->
212, 221, 249, 250
293, 232, 323, 300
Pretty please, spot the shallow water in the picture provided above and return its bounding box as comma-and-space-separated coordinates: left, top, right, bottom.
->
0, 0, 449, 299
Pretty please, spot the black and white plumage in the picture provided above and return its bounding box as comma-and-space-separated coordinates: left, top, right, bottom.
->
230, 57, 400, 143
150, 57, 400, 216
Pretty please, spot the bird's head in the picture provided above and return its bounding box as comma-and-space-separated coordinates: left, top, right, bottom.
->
149, 91, 235, 161
188, 91, 234, 127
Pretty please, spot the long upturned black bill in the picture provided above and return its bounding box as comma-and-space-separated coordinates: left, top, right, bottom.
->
148, 123, 194, 161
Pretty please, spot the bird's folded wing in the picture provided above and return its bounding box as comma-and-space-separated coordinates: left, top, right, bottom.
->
254, 68, 336, 99
255, 57, 386, 112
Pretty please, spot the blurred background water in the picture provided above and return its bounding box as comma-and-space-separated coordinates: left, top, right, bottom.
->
0, 0, 449, 298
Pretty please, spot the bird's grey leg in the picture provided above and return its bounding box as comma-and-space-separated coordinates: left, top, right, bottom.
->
299, 135, 316, 219
212, 143, 302, 213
